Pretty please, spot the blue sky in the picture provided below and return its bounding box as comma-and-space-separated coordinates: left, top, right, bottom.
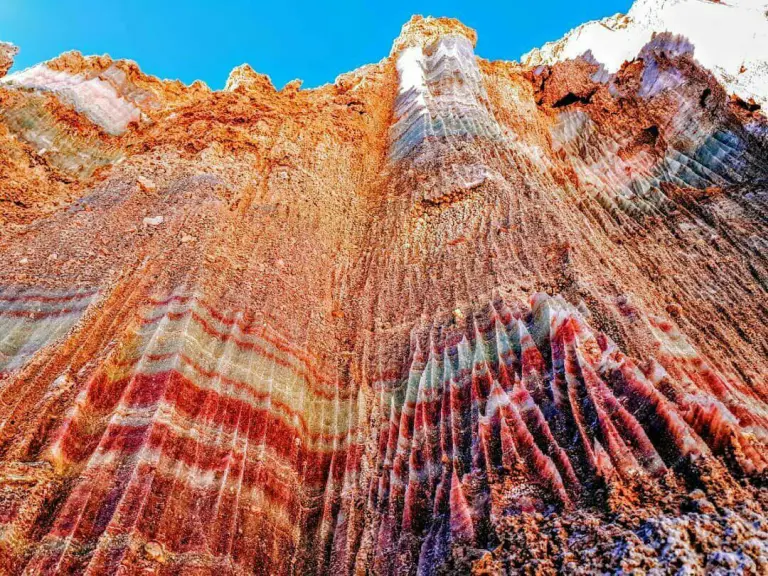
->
1, 1, 632, 89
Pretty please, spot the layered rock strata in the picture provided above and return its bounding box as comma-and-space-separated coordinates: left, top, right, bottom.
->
0, 4, 767, 575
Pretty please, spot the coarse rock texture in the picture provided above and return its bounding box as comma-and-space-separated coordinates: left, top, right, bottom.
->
0, 42, 18, 79
0, 3, 767, 575
523, 0, 768, 110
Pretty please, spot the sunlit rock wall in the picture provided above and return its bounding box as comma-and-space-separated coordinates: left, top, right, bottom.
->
0, 5, 767, 576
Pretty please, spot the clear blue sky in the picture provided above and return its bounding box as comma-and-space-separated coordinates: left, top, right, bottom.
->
1, 1, 632, 89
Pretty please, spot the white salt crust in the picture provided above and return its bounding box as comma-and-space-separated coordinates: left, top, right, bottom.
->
523, 0, 768, 110
2, 64, 141, 135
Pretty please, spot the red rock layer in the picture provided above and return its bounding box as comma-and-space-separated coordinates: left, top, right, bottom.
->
0, 15, 766, 576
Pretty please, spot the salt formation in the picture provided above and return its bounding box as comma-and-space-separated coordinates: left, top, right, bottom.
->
523, 0, 768, 109
1, 64, 142, 135
0, 2, 767, 574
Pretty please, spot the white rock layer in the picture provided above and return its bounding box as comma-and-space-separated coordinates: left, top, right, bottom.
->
1, 64, 141, 135
523, 0, 768, 110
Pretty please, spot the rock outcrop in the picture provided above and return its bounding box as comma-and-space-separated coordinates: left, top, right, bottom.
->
0, 2, 767, 575
0, 42, 18, 78
523, 0, 768, 110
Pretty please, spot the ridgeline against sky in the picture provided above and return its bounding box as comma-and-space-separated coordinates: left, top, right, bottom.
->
2, 0, 632, 89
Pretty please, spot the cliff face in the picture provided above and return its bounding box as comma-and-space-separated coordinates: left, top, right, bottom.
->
523, 0, 768, 110
0, 3, 767, 575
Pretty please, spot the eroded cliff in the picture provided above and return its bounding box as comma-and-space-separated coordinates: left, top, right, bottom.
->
0, 3, 767, 575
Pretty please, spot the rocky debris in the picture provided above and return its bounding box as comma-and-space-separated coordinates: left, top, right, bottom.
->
479, 503, 768, 575
143, 541, 166, 563
136, 175, 156, 192
142, 215, 163, 226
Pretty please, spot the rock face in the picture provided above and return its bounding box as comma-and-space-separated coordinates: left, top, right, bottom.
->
523, 0, 768, 110
0, 3, 767, 575
0, 42, 18, 79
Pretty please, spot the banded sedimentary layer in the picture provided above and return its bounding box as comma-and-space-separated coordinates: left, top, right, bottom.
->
1, 1, 767, 574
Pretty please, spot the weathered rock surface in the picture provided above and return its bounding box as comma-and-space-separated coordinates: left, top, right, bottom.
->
523, 0, 768, 110
0, 42, 18, 79
0, 2, 766, 575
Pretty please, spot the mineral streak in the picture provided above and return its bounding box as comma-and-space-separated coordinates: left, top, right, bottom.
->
0, 2, 767, 575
